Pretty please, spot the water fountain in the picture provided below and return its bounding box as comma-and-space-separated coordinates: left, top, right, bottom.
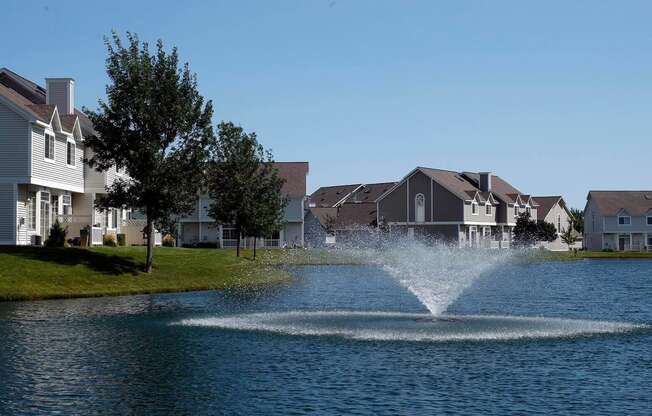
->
178, 235, 647, 341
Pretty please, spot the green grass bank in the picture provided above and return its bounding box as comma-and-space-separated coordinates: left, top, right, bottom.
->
0, 246, 291, 302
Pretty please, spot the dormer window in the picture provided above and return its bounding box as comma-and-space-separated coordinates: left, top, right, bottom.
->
485, 203, 492, 215
471, 201, 478, 215
618, 215, 631, 225
526, 206, 531, 216
514, 206, 518, 218
647, 214, 652, 225
45, 133, 55, 160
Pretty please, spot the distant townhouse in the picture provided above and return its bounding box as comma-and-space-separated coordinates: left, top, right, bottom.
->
533, 196, 581, 251
177, 162, 309, 248
0, 68, 149, 246
305, 182, 395, 246
584, 191, 652, 252
376, 167, 538, 248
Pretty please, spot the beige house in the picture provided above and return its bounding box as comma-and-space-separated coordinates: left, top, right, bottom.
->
584, 191, 652, 252
534, 196, 581, 251
177, 162, 309, 248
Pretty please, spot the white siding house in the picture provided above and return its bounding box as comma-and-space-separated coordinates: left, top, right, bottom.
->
0, 68, 156, 246
176, 162, 309, 248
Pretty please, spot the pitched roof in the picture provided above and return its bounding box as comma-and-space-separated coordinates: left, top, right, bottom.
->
345, 182, 396, 204
334, 203, 377, 228
272, 162, 309, 197
533, 196, 564, 220
0, 68, 86, 138
461, 171, 523, 204
417, 168, 481, 201
306, 207, 338, 227
310, 184, 362, 208
588, 191, 652, 216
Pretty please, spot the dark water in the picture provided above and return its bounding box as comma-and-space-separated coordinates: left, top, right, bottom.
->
1, 259, 651, 415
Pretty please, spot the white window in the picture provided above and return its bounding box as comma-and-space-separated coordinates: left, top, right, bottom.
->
526, 206, 531, 216
618, 216, 631, 225
485, 204, 492, 215
62, 195, 72, 216
471, 202, 478, 215
557, 215, 561, 232
415, 193, 425, 222
647, 216, 652, 225
66, 141, 75, 166
45, 134, 55, 160
26, 192, 37, 230
514, 206, 518, 218
648, 236, 652, 246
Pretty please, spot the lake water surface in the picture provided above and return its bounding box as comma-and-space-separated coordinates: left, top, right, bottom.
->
1, 259, 651, 415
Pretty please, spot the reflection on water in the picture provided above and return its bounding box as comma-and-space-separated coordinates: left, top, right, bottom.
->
0, 260, 651, 415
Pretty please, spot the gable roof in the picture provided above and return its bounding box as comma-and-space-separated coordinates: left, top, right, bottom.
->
461, 171, 525, 205
588, 191, 652, 216
417, 167, 482, 201
334, 203, 377, 228
533, 196, 569, 220
342, 182, 396, 205
310, 184, 362, 208
0, 68, 86, 139
272, 162, 309, 197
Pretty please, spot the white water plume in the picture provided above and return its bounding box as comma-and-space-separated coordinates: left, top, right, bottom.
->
332, 233, 516, 316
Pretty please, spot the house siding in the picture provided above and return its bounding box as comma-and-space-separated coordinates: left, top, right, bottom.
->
541, 202, 574, 251
15, 185, 30, 245
284, 197, 304, 222
0, 102, 29, 178
432, 182, 462, 222
378, 182, 407, 223
31, 126, 83, 191
407, 172, 431, 222
0, 183, 16, 244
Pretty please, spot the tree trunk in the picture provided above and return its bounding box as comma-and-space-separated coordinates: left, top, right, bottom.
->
253, 236, 257, 259
236, 225, 241, 257
145, 216, 154, 273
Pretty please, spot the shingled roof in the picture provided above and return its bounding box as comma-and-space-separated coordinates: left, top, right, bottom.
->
588, 191, 652, 216
0, 68, 86, 138
272, 162, 309, 197
309, 184, 362, 208
533, 196, 566, 220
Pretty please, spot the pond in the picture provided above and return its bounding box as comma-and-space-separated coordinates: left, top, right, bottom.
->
1, 259, 651, 415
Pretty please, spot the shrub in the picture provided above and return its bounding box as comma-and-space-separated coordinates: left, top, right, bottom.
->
103, 233, 117, 247
45, 220, 68, 247
117, 233, 126, 246
162, 234, 175, 247
67, 237, 81, 247
195, 242, 218, 248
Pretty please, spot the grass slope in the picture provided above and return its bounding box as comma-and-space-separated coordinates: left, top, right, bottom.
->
0, 246, 290, 301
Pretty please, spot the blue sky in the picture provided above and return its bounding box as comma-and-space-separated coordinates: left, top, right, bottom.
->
2, 0, 651, 208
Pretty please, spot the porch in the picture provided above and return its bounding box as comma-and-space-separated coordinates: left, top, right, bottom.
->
462, 225, 512, 249
602, 233, 652, 252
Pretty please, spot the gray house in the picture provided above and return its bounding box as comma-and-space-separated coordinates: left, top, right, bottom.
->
534, 196, 581, 251
584, 191, 652, 252
376, 167, 538, 248
177, 162, 309, 248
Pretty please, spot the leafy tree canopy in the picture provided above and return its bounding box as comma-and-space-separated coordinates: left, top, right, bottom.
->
84, 31, 213, 272
206, 122, 286, 257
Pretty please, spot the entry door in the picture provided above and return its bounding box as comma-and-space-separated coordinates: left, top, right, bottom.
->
618, 235, 629, 251
469, 227, 477, 248
40, 192, 51, 239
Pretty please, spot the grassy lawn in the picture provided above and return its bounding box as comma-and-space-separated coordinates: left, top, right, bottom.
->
522, 249, 652, 263
0, 246, 291, 302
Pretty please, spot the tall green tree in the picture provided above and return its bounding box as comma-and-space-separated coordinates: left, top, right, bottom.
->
206, 122, 279, 257
246, 164, 288, 259
513, 212, 557, 247
84, 32, 213, 272
570, 208, 584, 234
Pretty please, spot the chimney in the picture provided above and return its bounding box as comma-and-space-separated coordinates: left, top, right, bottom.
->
45, 78, 75, 115
479, 172, 492, 192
